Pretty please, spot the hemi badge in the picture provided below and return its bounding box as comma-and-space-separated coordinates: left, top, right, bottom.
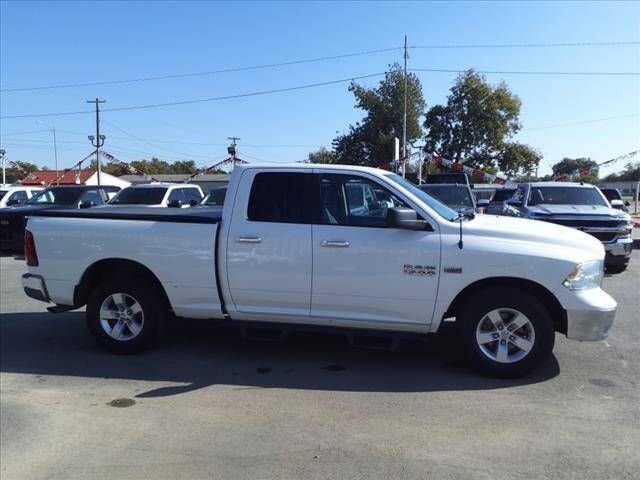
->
443, 267, 462, 274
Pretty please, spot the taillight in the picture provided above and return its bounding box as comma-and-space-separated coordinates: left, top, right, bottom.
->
24, 230, 39, 266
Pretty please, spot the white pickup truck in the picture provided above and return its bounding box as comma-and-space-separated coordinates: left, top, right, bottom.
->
22, 164, 617, 377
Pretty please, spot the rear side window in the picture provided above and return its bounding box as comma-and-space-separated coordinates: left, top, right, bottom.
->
168, 188, 185, 203
182, 188, 203, 204
247, 172, 310, 223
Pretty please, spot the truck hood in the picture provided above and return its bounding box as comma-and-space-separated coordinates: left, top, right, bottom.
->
527, 204, 620, 216
465, 214, 604, 258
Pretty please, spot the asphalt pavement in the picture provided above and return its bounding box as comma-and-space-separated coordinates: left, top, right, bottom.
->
1, 252, 639, 479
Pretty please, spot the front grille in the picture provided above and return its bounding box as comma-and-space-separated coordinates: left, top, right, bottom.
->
546, 218, 627, 228
588, 232, 617, 242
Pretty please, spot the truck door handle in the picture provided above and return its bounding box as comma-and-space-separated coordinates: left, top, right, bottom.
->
320, 240, 350, 248
236, 236, 263, 243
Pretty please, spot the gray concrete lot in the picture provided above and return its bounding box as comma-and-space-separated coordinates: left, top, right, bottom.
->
1, 252, 639, 480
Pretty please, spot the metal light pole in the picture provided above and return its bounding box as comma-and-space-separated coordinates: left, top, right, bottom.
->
35, 120, 59, 184
87, 98, 106, 185
0, 149, 6, 185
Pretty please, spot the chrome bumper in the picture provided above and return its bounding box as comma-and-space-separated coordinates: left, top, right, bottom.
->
22, 273, 50, 303
604, 237, 633, 257
564, 288, 617, 341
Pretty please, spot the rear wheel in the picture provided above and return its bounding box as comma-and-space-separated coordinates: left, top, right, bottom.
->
458, 288, 555, 378
86, 277, 166, 354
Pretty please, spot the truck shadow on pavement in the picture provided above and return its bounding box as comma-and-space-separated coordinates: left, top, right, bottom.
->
0, 312, 560, 398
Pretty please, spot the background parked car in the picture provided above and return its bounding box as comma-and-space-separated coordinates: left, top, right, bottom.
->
486, 187, 517, 215
0, 186, 43, 208
0, 185, 120, 252
599, 187, 630, 212
108, 183, 203, 207
503, 182, 633, 273
197, 186, 227, 207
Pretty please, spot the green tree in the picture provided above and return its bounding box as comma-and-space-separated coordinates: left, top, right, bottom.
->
308, 147, 337, 164
423, 70, 540, 176
3, 161, 38, 184
331, 64, 426, 167
551, 157, 599, 183
603, 161, 640, 181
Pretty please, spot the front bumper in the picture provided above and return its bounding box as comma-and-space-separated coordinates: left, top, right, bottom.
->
564, 288, 617, 341
22, 274, 51, 303
604, 237, 633, 258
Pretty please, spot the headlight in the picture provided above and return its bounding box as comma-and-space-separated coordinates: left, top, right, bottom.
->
563, 260, 604, 291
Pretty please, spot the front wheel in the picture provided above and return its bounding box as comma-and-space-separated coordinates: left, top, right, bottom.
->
605, 263, 628, 274
458, 288, 555, 378
86, 277, 166, 354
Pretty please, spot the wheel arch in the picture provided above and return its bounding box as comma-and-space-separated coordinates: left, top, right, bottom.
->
443, 277, 567, 334
74, 258, 171, 311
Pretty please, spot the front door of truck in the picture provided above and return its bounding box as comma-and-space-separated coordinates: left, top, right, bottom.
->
311, 172, 440, 327
226, 170, 313, 318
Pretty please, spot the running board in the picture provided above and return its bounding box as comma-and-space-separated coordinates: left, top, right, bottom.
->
240, 326, 288, 343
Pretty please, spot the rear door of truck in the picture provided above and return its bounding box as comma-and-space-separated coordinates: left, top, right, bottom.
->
224, 168, 314, 319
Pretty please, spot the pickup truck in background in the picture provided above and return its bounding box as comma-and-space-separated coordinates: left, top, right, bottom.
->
0, 185, 120, 252
0, 186, 43, 208
503, 182, 633, 273
108, 183, 203, 207
485, 187, 517, 215
599, 187, 630, 213
22, 165, 617, 378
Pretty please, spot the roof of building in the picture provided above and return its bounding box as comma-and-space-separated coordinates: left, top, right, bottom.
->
119, 173, 230, 183
126, 183, 202, 189
21, 169, 95, 186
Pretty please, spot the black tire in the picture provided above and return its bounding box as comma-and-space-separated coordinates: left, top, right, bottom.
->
86, 276, 166, 354
605, 263, 628, 274
457, 287, 555, 378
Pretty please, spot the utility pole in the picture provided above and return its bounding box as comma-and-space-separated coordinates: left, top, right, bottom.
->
0, 149, 6, 185
52, 127, 58, 184
402, 35, 409, 174
227, 136, 241, 171
35, 121, 59, 183
87, 98, 106, 185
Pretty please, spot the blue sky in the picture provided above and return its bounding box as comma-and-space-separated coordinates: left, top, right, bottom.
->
1, 1, 638, 177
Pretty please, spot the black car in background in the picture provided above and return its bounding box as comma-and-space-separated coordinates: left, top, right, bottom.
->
198, 186, 227, 207
486, 187, 517, 215
0, 185, 120, 252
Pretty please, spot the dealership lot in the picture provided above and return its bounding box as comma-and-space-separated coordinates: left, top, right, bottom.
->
1, 252, 639, 479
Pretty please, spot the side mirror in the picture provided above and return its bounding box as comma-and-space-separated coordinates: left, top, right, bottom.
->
79, 200, 95, 209
168, 199, 183, 208
386, 207, 432, 231
476, 199, 489, 207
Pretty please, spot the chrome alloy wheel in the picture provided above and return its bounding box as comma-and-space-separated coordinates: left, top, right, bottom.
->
99, 293, 144, 341
475, 308, 535, 364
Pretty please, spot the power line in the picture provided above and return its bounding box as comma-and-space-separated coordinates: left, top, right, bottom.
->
411, 41, 640, 49
0, 72, 387, 119
3, 40, 636, 94
523, 113, 640, 131
410, 68, 639, 76
102, 119, 213, 159
0, 47, 401, 93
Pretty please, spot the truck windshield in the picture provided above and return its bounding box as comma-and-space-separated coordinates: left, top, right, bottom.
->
27, 188, 84, 205
528, 187, 608, 207
109, 187, 167, 205
383, 173, 459, 221
419, 185, 474, 210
